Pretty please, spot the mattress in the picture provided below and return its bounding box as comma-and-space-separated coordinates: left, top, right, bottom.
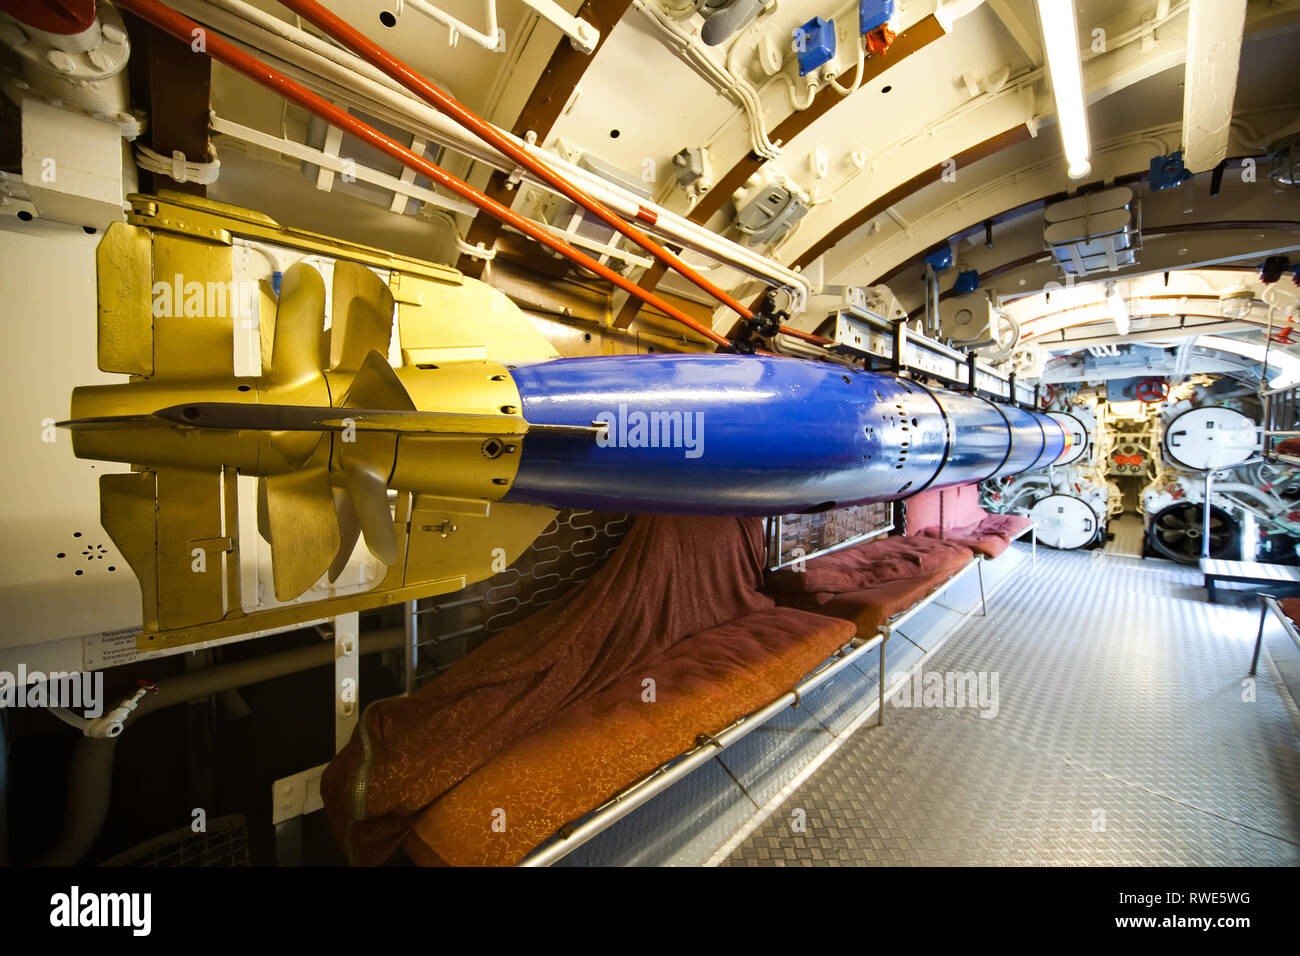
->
403, 605, 856, 866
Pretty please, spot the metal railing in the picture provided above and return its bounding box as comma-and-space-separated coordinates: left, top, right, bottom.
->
1262, 383, 1300, 459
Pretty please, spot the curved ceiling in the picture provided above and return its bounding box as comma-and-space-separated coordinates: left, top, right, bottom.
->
203, 0, 1300, 366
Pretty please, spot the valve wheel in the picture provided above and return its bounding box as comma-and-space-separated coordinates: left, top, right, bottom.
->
1136, 378, 1169, 403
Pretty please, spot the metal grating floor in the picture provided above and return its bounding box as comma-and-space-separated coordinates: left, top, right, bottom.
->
1105, 513, 1146, 557
724, 548, 1300, 866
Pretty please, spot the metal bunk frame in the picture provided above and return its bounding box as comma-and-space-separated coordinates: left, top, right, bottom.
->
516, 533, 1040, 866
1252, 595, 1300, 676
765, 516, 894, 571
1262, 382, 1300, 466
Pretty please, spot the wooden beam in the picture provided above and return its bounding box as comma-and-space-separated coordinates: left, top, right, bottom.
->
121, 12, 213, 197
987, 0, 1043, 67
456, 0, 634, 277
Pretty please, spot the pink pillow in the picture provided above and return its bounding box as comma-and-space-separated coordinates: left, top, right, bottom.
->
904, 490, 942, 535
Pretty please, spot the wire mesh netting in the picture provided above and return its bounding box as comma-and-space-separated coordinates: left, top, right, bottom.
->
99, 814, 251, 867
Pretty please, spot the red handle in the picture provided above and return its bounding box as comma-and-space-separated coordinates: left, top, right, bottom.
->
1135, 379, 1168, 403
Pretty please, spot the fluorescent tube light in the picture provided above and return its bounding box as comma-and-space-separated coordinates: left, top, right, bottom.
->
1199, 335, 1300, 389
1036, 0, 1091, 180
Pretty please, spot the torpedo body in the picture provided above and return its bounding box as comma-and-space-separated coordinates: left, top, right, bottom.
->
505, 354, 1070, 515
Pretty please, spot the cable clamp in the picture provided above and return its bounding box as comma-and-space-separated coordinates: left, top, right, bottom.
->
134, 141, 221, 185
454, 237, 497, 261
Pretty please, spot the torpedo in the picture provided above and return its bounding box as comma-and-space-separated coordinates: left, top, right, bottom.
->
60, 259, 1070, 603
63, 348, 1070, 517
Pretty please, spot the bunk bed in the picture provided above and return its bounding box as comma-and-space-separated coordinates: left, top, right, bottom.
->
320, 501, 1035, 867
907, 484, 1037, 561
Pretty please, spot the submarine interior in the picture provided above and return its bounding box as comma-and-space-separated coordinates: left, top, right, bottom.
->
0, 0, 1298, 896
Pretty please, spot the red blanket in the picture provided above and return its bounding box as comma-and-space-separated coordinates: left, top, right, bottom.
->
320, 514, 776, 865
766, 534, 973, 600
405, 605, 855, 866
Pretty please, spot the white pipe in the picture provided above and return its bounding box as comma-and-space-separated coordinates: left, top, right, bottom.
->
828, 34, 865, 96
176, 0, 442, 101
518, 140, 813, 307
398, 0, 505, 52
1214, 482, 1284, 513
178, 0, 810, 308
780, 70, 818, 109
47, 707, 96, 732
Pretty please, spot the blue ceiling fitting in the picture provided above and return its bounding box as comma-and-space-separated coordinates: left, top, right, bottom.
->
794, 17, 836, 76
953, 269, 980, 295
923, 244, 954, 272
1148, 151, 1194, 191
859, 0, 894, 35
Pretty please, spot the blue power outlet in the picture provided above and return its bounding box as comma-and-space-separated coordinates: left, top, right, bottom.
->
794, 17, 836, 76
859, 0, 894, 35
953, 269, 980, 295
923, 244, 954, 272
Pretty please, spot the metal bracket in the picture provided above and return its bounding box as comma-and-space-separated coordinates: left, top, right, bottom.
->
271, 763, 327, 826
334, 611, 359, 751
520, 0, 601, 54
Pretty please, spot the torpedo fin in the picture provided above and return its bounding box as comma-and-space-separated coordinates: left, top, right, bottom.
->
328, 485, 361, 582
264, 466, 341, 601
342, 349, 417, 411
332, 262, 395, 372
335, 349, 410, 566
257, 476, 272, 545
268, 262, 328, 389
342, 458, 399, 566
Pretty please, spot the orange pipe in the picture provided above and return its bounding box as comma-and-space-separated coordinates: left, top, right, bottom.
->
779, 326, 832, 345
113, 0, 736, 349
275, 0, 819, 348
275, 0, 759, 323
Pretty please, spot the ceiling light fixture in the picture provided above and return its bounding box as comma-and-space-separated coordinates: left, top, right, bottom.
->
1105, 280, 1130, 335
1036, 0, 1091, 180
1219, 285, 1255, 320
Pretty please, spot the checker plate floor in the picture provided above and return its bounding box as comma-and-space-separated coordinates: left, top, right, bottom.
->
725, 549, 1300, 866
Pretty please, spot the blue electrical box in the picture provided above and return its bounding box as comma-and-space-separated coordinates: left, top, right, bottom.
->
923, 244, 954, 272
859, 0, 894, 34
794, 17, 836, 76
1148, 151, 1193, 190
953, 269, 980, 295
